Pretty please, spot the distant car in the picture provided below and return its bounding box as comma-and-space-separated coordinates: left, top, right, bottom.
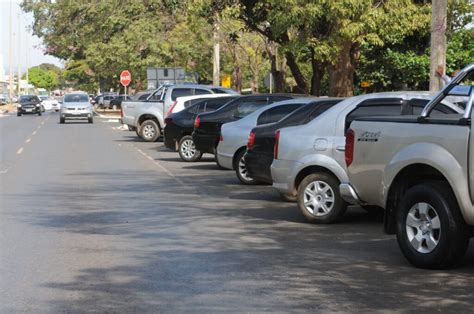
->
39, 96, 60, 112
0, 94, 7, 105
246, 99, 342, 185
109, 95, 131, 110
132, 90, 153, 101
164, 96, 239, 162
17, 95, 43, 116
97, 93, 117, 108
60, 92, 94, 124
89, 94, 96, 105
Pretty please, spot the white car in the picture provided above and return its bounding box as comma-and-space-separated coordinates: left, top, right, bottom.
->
60, 92, 94, 124
39, 96, 60, 112
216, 98, 310, 184
166, 94, 231, 117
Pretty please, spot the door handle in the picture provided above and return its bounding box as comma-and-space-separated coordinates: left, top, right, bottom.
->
336, 146, 345, 152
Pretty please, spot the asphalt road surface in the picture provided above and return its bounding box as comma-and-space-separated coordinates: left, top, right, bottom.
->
2, 111, 474, 312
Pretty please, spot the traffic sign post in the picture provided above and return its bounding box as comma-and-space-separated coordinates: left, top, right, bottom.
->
120, 70, 131, 96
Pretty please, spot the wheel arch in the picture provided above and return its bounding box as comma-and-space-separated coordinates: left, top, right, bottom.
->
294, 165, 343, 196
232, 146, 248, 170
384, 163, 453, 234
138, 114, 163, 130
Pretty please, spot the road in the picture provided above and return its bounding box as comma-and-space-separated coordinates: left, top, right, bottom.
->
1, 111, 474, 312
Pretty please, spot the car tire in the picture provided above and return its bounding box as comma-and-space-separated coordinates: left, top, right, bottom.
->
60, 117, 65, 124
178, 135, 202, 162
234, 150, 257, 185
88, 117, 93, 124
297, 172, 347, 223
42, 106, 45, 112
139, 120, 160, 142
17, 111, 22, 116
38, 111, 42, 116
396, 182, 469, 269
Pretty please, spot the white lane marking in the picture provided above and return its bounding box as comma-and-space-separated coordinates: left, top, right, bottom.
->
104, 119, 120, 123
41, 121, 45, 125
26, 138, 31, 143
0, 167, 10, 174
16, 147, 24, 155
136, 148, 185, 186
32, 131, 37, 136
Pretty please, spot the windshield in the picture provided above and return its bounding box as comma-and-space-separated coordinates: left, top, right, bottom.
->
40, 96, 48, 100
64, 94, 89, 103
20, 95, 39, 103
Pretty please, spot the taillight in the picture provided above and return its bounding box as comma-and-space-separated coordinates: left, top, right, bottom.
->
194, 116, 201, 128
167, 101, 177, 117
345, 128, 355, 167
247, 131, 256, 150
274, 130, 280, 159
219, 134, 224, 141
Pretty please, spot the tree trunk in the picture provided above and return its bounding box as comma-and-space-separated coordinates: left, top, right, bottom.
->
234, 65, 242, 92
310, 49, 324, 96
328, 42, 355, 97
285, 51, 308, 94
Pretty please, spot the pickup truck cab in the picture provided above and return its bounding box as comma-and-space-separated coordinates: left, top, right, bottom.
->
122, 84, 237, 142
341, 64, 474, 269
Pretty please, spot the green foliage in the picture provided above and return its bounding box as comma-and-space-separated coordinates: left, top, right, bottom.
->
22, 64, 60, 90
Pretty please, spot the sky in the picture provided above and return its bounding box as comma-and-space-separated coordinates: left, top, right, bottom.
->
0, 0, 63, 77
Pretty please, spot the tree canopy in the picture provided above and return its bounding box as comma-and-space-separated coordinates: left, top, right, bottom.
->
22, 0, 473, 95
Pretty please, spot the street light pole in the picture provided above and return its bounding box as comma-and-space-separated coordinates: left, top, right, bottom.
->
17, 13, 21, 96
8, 0, 14, 102
429, 0, 447, 91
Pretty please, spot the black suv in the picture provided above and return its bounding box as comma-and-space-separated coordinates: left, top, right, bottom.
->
17, 95, 43, 116
164, 96, 238, 162
245, 98, 342, 184
192, 94, 298, 157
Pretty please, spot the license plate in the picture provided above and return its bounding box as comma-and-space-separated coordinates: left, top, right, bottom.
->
25, 109, 33, 112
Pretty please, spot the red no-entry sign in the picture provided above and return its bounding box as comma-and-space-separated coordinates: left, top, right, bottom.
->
120, 70, 131, 87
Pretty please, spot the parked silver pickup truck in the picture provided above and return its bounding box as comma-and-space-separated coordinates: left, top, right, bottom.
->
122, 84, 237, 142
341, 64, 474, 269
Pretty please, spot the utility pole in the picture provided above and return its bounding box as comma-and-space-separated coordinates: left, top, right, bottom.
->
17, 13, 21, 96
429, 0, 447, 91
212, 15, 220, 86
8, 0, 14, 102
26, 31, 29, 94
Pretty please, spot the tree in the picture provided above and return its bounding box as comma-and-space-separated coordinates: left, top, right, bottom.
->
23, 65, 59, 90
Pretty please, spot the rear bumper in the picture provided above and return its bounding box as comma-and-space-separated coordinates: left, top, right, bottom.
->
246, 151, 273, 184
164, 135, 177, 151
192, 132, 218, 154
271, 159, 301, 195
339, 183, 361, 204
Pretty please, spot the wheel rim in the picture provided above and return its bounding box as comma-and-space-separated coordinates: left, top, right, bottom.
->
405, 202, 441, 254
143, 125, 155, 139
238, 155, 253, 182
303, 181, 335, 216
180, 139, 196, 159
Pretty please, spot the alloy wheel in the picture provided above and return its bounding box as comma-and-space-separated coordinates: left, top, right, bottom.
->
405, 202, 441, 254
303, 181, 335, 216
143, 125, 155, 139
180, 139, 196, 159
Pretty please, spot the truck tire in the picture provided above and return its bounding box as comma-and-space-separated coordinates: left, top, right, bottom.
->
139, 120, 160, 142
297, 172, 347, 223
234, 150, 257, 185
178, 135, 202, 162
396, 182, 469, 269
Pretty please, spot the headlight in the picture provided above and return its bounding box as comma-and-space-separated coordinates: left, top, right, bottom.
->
35, 104, 40, 107
17, 104, 22, 108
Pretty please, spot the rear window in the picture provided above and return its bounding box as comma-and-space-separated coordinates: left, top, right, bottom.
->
234, 99, 268, 119
257, 104, 304, 125
171, 88, 193, 100
194, 89, 211, 96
